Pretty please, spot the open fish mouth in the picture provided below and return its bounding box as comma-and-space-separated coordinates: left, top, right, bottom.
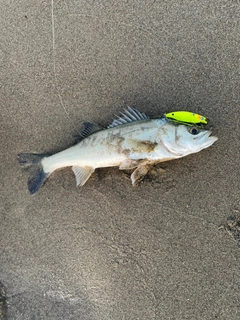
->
196, 131, 218, 149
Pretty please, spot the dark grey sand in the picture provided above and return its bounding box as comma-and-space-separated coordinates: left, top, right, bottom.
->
1, 1, 240, 319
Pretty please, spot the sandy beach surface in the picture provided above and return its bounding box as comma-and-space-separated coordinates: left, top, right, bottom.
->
1, 1, 240, 319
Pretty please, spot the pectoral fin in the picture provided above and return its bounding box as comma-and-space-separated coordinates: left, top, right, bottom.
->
72, 166, 95, 186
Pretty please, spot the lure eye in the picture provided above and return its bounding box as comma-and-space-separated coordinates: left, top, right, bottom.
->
188, 126, 199, 135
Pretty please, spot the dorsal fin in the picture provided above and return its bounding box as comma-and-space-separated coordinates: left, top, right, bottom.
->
77, 122, 102, 141
107, 103, 149, 128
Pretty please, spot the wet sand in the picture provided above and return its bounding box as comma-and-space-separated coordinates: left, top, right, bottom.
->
0, 1, 240, 319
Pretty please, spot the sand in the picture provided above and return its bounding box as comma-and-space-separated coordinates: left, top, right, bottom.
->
0, 1, 240, 319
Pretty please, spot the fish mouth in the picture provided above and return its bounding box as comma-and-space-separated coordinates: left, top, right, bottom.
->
196, 131, 218, 149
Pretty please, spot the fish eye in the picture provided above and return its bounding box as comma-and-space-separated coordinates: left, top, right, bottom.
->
188, 126, 199, 135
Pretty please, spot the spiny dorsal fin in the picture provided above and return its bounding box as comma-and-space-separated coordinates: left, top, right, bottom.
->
78, 122, 102, 141
107, 103, 149, 128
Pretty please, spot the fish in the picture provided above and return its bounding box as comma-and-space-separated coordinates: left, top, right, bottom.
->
18, 104, 218, 194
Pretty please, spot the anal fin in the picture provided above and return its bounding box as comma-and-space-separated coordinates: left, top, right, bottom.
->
72, 166, 95, 186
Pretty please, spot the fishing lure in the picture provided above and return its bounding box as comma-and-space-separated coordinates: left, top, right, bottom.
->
165, 111, 208, 125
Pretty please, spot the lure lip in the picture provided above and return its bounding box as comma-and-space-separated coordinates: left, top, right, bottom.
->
203, 118, 209, 125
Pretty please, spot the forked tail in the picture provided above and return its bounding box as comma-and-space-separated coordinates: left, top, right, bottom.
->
17, 153, 49, 195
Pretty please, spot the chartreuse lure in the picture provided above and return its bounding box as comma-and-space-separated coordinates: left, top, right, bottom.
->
165, 111, 208, 125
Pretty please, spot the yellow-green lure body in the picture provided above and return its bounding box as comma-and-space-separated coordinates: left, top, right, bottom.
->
165, 111, 208, 125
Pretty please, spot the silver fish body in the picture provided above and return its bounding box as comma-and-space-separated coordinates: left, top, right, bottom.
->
18, 106, 218, 194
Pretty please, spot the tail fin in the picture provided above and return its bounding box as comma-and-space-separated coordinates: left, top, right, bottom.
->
17, 153, 49, 195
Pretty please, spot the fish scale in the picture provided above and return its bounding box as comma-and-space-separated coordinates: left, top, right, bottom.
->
18, 105, 218, 194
